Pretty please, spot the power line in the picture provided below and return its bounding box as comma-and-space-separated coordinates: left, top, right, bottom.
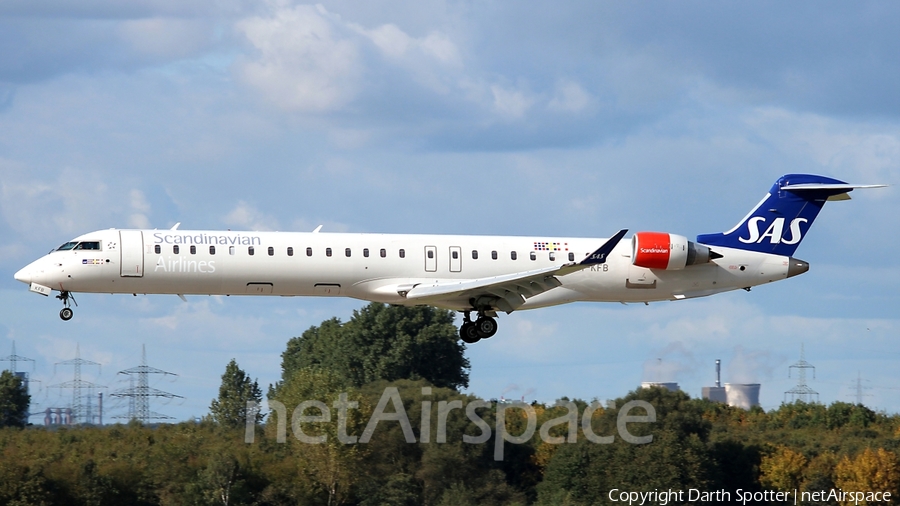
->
48, 344, 107, 424
849, 370, 873, 406
784, 343, 819, 403
110, 344, 182, 424
0, 341, 35, 374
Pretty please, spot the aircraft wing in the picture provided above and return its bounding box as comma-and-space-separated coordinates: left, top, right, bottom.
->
404, 229, 627, 313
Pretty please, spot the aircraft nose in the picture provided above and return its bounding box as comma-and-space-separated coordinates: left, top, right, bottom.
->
14, 266, 31, 284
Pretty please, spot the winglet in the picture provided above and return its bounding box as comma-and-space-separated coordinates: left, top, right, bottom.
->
580, 229, 628, 265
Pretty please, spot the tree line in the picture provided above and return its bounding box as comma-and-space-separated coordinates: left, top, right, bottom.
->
2, 302, 899, 505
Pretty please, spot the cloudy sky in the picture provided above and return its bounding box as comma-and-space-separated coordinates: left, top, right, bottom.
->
1, 1, 898, 422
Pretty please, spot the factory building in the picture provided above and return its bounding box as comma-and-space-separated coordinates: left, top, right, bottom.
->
701, 359, 761, 409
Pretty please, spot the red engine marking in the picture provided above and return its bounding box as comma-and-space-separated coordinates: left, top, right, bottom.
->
634, 232, 671, 269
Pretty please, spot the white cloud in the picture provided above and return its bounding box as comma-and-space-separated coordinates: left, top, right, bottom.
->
0, 167, 110, 239
128, 189, 152, 229
364, 24, 412, 60
641, 341, 701, 383
223, 201, 280, 231
744, 107, 900, 186
547, 80, 593, 113
235, 4, 361, 112
490, 84, 535, 120
419, 32, 461, 66
348, 19, 462, 97
358, 22, 461, 67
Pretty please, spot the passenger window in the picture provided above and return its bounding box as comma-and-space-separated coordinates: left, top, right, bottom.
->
248, 246, 255, 256
380, 249, 386, 258
491, 250, 498, 260
268, 246, 274, 256
452, 251, 459, 259
307, 247, 313, 257
427, 250, 434, 259
529, 252, 536, 261
155, 245, 161, 254
568, 252, 575, 261
173, 245, 179, 254
210, 246, 216, 255
549, 252, 556, 261
345, 248, 351, 257
287, 247, 293, 256
399, 249, 406, 258
229, 246, 235, 255
511, 251, 517, 260
326, 248, 332, 257
190, 245, 196, 255
363, 248, 369, 258
472, 250, 478, 260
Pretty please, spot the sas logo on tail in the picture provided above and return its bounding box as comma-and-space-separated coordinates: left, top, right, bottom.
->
739, 217, 807, 245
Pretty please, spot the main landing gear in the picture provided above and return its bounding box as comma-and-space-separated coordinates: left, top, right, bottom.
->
56, 291, 77, 321
459, 311, 498, 344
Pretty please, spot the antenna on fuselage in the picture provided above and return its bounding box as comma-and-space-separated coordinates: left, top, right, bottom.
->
312, 225, 323, 233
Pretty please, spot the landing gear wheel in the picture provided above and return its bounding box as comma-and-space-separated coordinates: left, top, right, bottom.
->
474, 317, 498, 339
460, 322, 481, 344
56, 290, 77, 321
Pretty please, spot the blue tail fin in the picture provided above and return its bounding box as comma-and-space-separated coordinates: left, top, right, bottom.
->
697, 174, 864, 257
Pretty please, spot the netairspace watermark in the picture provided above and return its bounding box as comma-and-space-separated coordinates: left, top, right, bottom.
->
608, 488, 893, 505
243, 386, 657, 461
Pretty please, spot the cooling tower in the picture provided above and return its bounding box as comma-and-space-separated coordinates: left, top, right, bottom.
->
725, 383, 761, 409
702, 386, 727, 403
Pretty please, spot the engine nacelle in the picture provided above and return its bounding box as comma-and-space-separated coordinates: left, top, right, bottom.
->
631, 232, 714, 270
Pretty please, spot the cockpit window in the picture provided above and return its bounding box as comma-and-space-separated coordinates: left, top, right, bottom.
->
75, 241, 101, 250
56, 240, 101, 252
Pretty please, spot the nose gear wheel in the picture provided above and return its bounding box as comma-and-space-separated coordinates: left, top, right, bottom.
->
56, 291, 77, 321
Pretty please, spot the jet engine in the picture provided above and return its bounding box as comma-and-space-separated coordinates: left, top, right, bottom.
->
631, 232, 718, 270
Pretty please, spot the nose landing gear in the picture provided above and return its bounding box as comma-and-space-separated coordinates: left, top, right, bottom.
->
459, 311, 498, 344
56, 291, 77, 321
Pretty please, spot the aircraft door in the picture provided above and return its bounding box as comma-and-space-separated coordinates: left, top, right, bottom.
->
119, 230, 144, 277
449, 246, 462, 272
425, 246, 437, 272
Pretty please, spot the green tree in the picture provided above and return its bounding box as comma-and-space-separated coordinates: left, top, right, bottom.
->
0, 370, 30, 428
270, 366, 370, 506
209, 359, 263, 429
835, 448, 900, 506
760, 445, 807, 492
537, 388, 714, 505
280, 303, 470, 390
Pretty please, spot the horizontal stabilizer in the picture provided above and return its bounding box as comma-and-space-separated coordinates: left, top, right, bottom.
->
781, 183, 887, 191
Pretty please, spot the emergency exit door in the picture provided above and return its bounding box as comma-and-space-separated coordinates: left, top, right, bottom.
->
449, 246, 462, 272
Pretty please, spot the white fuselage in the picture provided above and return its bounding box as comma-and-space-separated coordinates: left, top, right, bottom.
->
14, 228, 795, 311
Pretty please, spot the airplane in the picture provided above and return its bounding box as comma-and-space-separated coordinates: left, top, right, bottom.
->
13, 174, 885, 344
